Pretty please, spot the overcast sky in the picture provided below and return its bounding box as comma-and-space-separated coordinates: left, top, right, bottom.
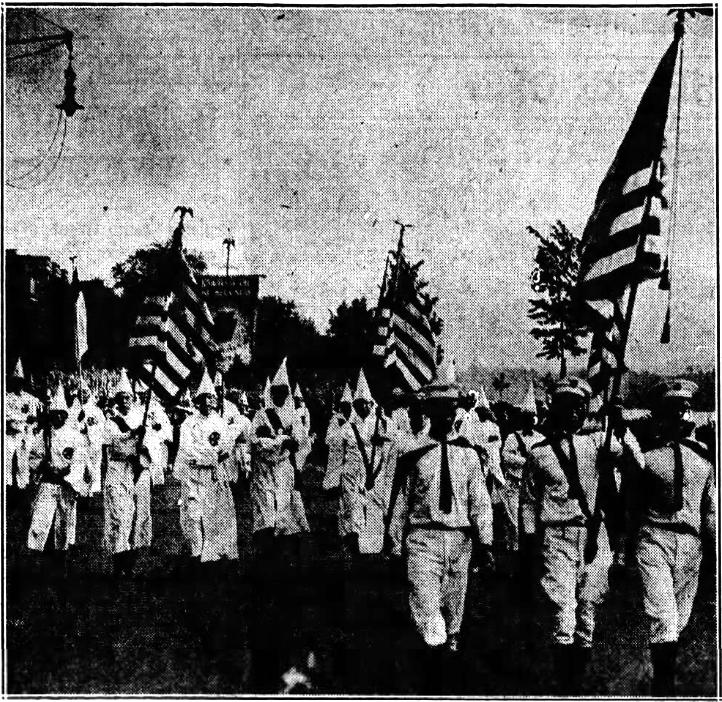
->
5, 6, 715, 373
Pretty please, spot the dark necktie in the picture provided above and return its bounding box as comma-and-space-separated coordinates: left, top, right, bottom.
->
439, 439, 452, 514
672, 441, 684, 511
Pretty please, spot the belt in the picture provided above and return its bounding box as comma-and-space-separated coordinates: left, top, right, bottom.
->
410, 522, 472, 534
644, 519, 699, 538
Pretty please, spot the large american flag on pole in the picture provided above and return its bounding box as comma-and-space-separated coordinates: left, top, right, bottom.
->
576, 27, 681, 393
128, 248, 218, 402
373, 239, 442, 392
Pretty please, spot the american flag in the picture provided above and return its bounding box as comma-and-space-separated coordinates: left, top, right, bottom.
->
128, 249, 218, 402
576, 27, 681, 394
373, 240, 442, 392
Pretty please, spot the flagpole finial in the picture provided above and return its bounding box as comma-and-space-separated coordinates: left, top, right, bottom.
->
393, 220, 412, 256
172, 206, 194, 250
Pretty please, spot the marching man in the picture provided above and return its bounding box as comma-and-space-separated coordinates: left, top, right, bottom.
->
500, 382, 544, 555
27, 386, 88, 575
135, 380, 173, 487
234, 391, 253, 482
323, 382, 353, 492
101, 369, 153, 578
520, 377, 644, 694
6, 357, 42, 495
213, 371, 244, 483
387, 361, 494, 688
293, 383, 312, 436
337, 369, 392, 557
635, 379, 716, 696
73, 380, 106, 496
176, 369, 238, 567
250, 358, 312, 559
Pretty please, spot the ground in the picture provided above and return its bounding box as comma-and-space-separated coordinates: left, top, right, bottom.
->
5, 468, 717, 695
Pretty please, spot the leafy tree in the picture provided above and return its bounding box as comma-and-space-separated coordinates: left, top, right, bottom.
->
528, 221, 587, 378
111, 240, 206, 298
253, 296, 324, 371
326, 297, 376, 369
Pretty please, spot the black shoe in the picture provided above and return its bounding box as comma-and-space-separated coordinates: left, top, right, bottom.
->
553, 644, 574, 695
651, 641, 678, 697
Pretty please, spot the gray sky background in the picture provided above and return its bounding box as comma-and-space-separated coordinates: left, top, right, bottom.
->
5, 6, 715, 373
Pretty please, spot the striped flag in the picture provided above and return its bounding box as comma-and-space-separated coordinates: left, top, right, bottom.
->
577, 28, 681, 393
373, 248, 442, 392
128, 249, 218, 402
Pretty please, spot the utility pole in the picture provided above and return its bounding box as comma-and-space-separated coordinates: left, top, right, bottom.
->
223, 230, 235, 277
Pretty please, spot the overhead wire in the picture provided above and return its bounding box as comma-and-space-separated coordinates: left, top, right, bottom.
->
7, 41, 66, 62
8, 111, 63, 181
6, 114, 68, 191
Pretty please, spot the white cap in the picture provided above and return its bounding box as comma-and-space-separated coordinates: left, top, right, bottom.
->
112, 369, 133, 397
11, 357, 24, 380
520, 381, 537, 415
355, 368, 373, 403
340, 382, 353, 404
294, 383, 304, 401
272, 357, 290, 388
195, 368, 216, 398
49, 385, 68, 413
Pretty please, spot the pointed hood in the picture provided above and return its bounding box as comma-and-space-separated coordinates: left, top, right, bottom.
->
476, 385, 490, 410
239, 391, 249, 407
49, 385, 69, 413
112, 368, 133, 397
272, 357, 290, 388
340, 382, 353, 404
175, 389, 195, 414
520, 381, 537, 415
195, 368, 216, 398
354, 368, 373, 403
11, 357, 25, 380
294, 383, 305, 402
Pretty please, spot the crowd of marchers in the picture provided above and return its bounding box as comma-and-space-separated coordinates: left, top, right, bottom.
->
4, 355, 716, 696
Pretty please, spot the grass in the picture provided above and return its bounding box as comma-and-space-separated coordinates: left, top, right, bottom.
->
6, 467, 717, 695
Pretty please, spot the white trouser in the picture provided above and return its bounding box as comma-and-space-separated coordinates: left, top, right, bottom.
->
28, 482, 78, 551
540, 523, 612, 647
406, 527, 473, 646
637, 524, 703, 643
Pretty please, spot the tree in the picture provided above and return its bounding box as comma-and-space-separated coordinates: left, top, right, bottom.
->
253, 296, 324, 371
326, 297, 376, 369
528, 220, 587, 378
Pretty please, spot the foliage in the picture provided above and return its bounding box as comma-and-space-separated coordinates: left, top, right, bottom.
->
253, 296, 324, 371
111, 240, 206, 297
528, 220, 587, 378
326, 297, 376, 369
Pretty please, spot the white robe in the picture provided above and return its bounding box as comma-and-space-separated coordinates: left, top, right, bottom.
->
324, 413, 349, 490
102, 407, 152, 553
144, 401, 173, 485
338, 412, 394, 553
250, 403, 311, 535
175, 411, 239, 561
5, 390, 42, 488
26, 423, 87, 550
72, 400, 106, 495
217, 398, 245, 482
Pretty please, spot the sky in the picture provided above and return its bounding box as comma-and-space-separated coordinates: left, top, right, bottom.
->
5, 5, 716, 374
